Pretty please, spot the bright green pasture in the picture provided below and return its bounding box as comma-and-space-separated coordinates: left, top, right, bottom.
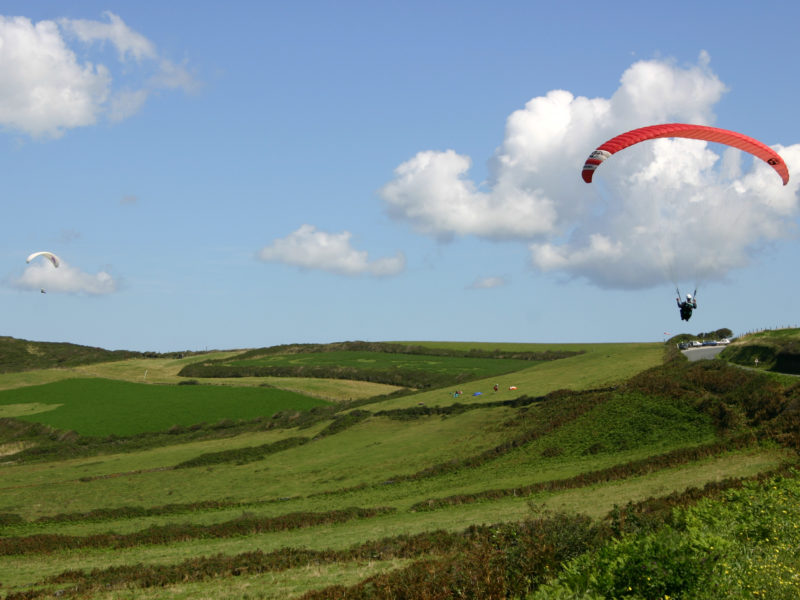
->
372, 342, 664, 409
1, 447, 790, 595
0, 389, 722, 526
0, 422, 328, 507
0, 378, 328, 437
0, 407, 519, 519
0, 388, 714, 522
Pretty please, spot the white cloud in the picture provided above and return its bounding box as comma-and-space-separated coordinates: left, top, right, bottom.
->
468, 276, 508, 289
0, 15, 110, 137
381, 149, 557, 240
258, 224, 406, 277
58, 11, 156, 62
14, 260, 117, 295
380, 53, 800, 289
0, 12, 196, 138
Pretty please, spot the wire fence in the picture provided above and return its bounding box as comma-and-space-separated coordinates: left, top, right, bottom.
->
737, 325, 799, 339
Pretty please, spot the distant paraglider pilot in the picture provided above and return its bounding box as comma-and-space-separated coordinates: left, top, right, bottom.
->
677, 293, 697, 321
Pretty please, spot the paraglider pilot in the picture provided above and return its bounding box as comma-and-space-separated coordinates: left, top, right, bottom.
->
677, 293, 697, 321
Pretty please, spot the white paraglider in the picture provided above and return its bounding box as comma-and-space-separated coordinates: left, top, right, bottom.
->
26, 251, 61, 268
26, 251, 61, 293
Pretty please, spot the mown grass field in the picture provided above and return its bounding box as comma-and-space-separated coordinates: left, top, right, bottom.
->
0, 339, 798, 599
0, 378, 329, 436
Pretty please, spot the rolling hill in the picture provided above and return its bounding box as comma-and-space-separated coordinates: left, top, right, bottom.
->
0, 336, 798, 599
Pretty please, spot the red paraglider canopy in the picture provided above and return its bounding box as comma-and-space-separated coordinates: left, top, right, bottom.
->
581, 123, 789, 185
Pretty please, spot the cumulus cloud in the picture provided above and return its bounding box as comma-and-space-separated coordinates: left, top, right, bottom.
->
14, 260, 117, 295
381, 150, 557, 240
258, 224, 406, 277
467, 276, 508, 290
0, 15, 110, 137
380, 53, 800, 289
0, 12, 196, 138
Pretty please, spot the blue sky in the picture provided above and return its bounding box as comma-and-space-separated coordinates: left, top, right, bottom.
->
1, 1, 798, 352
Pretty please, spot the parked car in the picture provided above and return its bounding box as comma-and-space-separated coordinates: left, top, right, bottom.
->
702, 340, 718, 346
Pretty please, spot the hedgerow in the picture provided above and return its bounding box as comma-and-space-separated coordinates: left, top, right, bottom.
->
8, 514, 594, 600
375, 391, 610, 484
300, 513, 598, 600
173, 435, 311, 468
408, 434, 761, 512
305, 390, 611, 500
6, 468, 794, 599
0, 506, 395, 556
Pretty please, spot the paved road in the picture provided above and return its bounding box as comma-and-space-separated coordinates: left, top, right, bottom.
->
681, 346, 727, 361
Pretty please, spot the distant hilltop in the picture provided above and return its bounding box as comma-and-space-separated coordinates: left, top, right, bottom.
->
0, 336, 207, 374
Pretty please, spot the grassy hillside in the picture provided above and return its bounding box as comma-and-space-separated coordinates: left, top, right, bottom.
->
0, 352, 402, 402
176, 341, 582, 389
720, 327, 800, 374
0, 339, 798, 599
0, 336, 143, 373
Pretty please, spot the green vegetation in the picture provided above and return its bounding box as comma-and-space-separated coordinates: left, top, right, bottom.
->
0, 378, 328, 436
667, 327, 733, 345
0, 335, 798, 598
720, 327, 800, 374
532, 471, 800, 599
0, 336, 141, 373
177, 341, 582, 389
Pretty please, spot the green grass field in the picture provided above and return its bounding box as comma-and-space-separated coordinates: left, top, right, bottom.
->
178, 342, 575, 389
0, 354, 402, 401
0, 378, 328, 436
0, 338, 797, 599
227, 349, 534, 379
